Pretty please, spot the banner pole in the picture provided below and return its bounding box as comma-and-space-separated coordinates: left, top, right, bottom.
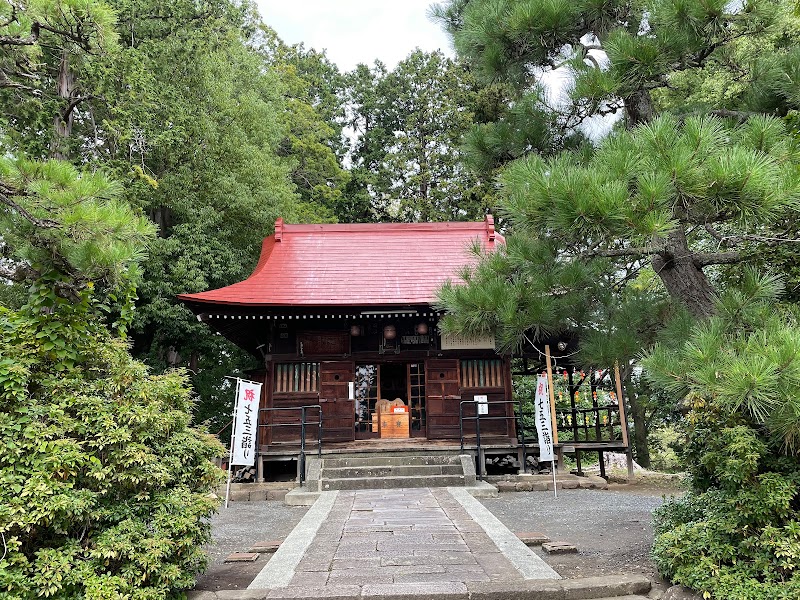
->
224, 377, 241, 509
544, 345, 558, 499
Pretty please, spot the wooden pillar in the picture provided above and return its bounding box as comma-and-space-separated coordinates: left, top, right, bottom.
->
614, 362, 634, 479
544, 345, 560, 472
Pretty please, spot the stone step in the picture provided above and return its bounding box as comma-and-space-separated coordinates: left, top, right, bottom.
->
189, 574, 652, 599
322, 464, 464, 478
323, 454, 461, 468
320, 474, 467, 490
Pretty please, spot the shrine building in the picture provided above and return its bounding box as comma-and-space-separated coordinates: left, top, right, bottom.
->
179, 217, 523, 475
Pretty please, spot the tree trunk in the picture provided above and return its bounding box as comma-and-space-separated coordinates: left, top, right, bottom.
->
150, 205, 172, 238
51, 50, 76, 160
628, 390, 650, 468
652, 227, 717, 319
624, 88, 654, 127
620, 362, 650, 469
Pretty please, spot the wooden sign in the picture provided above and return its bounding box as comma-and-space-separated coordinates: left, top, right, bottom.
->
440, 333, 495, 350
298, 332, 349, 356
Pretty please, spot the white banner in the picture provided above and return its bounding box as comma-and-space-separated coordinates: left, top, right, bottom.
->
534, 375, 554, 462
232, 381, 261, 466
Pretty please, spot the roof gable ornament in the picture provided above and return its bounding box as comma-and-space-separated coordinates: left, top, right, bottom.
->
274, 217, 284, 242
485, 213, 495, 241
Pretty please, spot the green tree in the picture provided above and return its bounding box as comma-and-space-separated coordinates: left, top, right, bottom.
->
342, 60, 390, 222
0, 291, 224, 599
0, 10, 226, 596
346, 50, 493, 222
255, 27, 350, 218
646, 271, 800, 598
435, 2, 800, 595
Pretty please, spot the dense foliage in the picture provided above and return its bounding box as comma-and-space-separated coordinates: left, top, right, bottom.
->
0, 292, 224, 599
344, 50, 493, 222
435, 3, 800, 595
647, 272, 800, 599
1, 4, 225, 596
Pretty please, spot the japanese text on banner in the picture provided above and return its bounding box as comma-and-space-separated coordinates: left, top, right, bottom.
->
534, 374, 554, 462
232, 382, 261, 466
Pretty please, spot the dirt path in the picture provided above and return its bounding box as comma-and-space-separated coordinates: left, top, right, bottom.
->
480, 486, 680, 580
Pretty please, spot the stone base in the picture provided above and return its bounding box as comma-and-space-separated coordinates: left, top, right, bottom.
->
494, 474, 608, 492
248, 540, 283, 553
515, 532, 551, 546
542, 541, 578, 554
221, 482, 297, 502
224, 552, 260, 563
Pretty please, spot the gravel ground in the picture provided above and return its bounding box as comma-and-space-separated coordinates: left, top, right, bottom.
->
480, 486, 678, 579
194, 501, 309, 592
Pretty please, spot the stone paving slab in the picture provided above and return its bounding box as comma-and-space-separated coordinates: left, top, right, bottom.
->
249, 487, 560, 593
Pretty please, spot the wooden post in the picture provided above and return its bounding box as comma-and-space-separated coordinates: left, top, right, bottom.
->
614, 362, 634, 479
544, 345, 560, 472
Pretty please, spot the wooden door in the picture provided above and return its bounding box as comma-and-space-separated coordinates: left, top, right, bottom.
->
425, 359, 461, 439
319, 361, 355, 442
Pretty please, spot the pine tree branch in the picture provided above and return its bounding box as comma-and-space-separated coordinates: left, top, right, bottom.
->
703, 223, 800, 248
692, 251, 742, 267
0, 183, 61, 229
582, 246, 660, 258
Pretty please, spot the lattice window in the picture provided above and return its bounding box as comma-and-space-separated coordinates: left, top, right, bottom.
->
274, 363, 319, 393
460, 359, 504, 388
408, 363, 426, 431
355, 364, 379, 432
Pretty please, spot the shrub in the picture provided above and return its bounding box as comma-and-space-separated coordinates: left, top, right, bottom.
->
645, 271, 800, 599
0, 293, 225, 599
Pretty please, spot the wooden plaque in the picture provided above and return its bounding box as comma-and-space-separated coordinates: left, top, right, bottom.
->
298, 332, 349, 356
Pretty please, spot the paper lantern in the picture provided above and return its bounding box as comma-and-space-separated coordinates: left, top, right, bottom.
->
383, 325, 396, 340
350, 324, 361, 337
415, 322, 429, 335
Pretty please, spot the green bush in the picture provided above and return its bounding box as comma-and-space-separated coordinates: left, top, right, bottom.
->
645, 271, 800, 599
0, 293, 225, 599
647, 425, 682, 473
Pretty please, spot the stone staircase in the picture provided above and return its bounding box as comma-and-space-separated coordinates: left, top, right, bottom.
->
316, 453, 474, 490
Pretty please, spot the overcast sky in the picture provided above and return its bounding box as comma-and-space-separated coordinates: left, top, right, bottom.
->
255, 0, 454, 71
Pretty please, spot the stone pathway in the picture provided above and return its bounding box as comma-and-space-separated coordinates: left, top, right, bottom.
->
249, 487, 559, 595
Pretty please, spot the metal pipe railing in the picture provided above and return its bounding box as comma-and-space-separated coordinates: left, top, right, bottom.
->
460, 400, 529, 480
257, 404, 322, 485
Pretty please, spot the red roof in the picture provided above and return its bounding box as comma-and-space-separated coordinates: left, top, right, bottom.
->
178, 217, 503, 307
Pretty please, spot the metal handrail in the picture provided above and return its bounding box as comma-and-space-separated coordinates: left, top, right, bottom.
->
257, 405, 322, 485
460, 399, 532, 480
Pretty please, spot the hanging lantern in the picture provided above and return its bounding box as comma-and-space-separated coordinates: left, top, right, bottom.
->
350, 324, 361, 337
383, 325, 396, 340
415, 322, 429, 335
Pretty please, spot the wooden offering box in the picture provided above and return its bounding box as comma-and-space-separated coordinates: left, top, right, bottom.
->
380, 405, 410, 439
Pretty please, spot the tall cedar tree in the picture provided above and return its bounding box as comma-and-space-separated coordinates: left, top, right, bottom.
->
0, 3, 224, 597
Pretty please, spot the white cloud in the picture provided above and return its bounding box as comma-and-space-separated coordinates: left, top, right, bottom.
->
255, 0, 454, 70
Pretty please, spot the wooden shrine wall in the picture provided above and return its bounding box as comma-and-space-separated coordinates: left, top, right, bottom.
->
259, 355, 515, 447
424, 358, 514, 440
